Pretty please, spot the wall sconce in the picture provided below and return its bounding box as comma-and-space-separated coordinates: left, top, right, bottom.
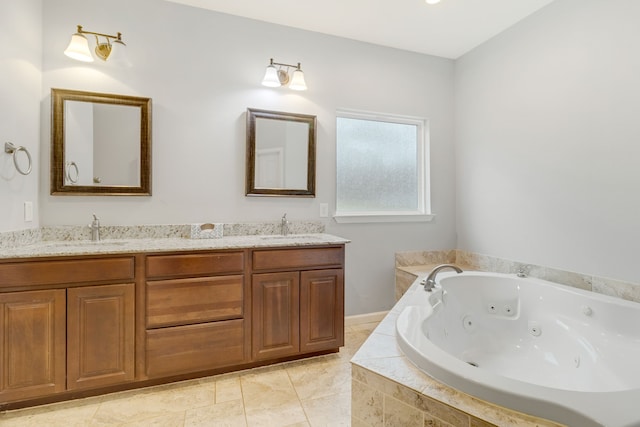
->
64, 25, 128, 64
261, 58, 307, 91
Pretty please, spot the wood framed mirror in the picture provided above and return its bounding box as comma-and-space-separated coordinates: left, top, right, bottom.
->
51, 88, 152, 195
246, 108, 316, 197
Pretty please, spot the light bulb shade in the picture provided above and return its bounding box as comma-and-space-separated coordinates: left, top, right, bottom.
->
289, 69, 307, 91
64, 33, 94, 62
262, 65, 282, 87
107, 39, 130, 67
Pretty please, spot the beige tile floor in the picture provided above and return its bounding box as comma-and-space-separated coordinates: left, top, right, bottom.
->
0, 322, 378, 427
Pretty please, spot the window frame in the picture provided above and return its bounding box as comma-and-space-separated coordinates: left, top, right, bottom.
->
334, 109, 434, 224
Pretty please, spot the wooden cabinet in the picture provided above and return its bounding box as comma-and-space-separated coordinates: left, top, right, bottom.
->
146, 275, 243, 328
146, 320, 245, 378
144, 251, 249, 378
67, 283, 135, 390
252, 272, 300, 360
0, 242, 345, 408
251, 247, 345, 361
300, 269, 344, 353
0, 290, 66, 402
0, 256, 135, 404
0, 257, 135, 292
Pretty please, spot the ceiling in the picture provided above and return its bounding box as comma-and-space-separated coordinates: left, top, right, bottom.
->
163, 0, 555, 59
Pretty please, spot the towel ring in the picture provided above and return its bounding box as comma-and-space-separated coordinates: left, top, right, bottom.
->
4, 142, 32, 175
66, 161, 79, 184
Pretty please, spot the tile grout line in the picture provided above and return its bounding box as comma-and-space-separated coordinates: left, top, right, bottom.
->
285, 364, 313, 427
238, 372, 250, 427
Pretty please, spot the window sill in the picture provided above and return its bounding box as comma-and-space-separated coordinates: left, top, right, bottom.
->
333, 213, 435, 224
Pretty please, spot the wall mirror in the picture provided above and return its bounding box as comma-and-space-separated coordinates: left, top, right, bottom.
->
246, 108, 316, 197
51, 88, 152, 195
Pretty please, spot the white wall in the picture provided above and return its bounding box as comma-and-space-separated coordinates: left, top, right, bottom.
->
37, 0, 456, 315
455, 0, 640, 283
0, 0, 42, 232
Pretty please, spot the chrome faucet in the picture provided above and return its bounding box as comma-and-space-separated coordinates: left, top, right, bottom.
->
516, 265, 530, 278
89, 214, 100, 241
422, 264, 463, 292
280, 213, 290, 236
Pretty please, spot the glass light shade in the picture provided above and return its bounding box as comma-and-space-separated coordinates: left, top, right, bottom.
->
425, 0, 441, 4
262, 65, 281, 87
107, 39, 131, 67
289, 69, 307, 91
64, 33, 94, 62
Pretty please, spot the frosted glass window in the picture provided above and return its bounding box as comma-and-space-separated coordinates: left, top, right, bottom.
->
335, 111, 431, 223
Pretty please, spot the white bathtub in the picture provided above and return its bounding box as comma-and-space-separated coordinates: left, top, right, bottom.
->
396, 271, 640, 427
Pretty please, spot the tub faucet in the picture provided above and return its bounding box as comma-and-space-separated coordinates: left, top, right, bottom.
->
516, 265, 530, 278
422, 264, 463, 292
281, 213, 289, 236
89, 214, 100, 241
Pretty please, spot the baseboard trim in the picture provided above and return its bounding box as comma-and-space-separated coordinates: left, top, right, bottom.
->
344, 311, 389, 327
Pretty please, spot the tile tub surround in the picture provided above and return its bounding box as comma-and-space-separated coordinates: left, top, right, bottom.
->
351, 284, 566, 427
395, 250, 640, 305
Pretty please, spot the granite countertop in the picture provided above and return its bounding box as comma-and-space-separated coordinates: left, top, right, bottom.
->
0, 233, 350, 259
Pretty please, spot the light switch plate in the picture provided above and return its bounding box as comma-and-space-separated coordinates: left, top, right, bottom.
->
319, 203, 329, 218
24, 201, 33, 222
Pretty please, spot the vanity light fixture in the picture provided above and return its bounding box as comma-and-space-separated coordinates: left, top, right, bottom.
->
261, 58, 307, 91
64, 25, 128, 64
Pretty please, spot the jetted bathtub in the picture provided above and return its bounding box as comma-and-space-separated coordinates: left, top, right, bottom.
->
396, 271, 640, 427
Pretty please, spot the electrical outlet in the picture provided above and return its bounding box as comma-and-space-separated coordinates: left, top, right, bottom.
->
319, 203, 329, 218
24, 201, 33, 222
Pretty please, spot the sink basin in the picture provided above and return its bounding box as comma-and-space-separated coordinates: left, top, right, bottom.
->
42, 240, 129, 248
259, 235, 317, 240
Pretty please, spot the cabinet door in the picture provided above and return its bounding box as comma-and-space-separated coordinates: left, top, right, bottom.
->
67, 283, 135, 390
252, 272, 299, 360
0, 290, 66, 402
300, 269, 344, 353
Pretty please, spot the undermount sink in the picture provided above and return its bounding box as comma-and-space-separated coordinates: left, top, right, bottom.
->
259, 235, 317, 240
42, 240, 130, 248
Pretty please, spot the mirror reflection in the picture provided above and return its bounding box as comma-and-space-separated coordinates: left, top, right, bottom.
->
51, 88, 151, 195
246, 108, 316, 197
65, 101, 141, 186
254, 118, 309, 189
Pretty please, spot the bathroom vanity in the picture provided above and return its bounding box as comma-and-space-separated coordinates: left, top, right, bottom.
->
0, 234, 346, 409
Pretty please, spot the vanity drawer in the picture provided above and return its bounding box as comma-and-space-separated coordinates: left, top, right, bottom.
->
0, 257, 135, 290
146, 275, 244, 328
145, 319, 245, 377
146, 251, 244, 279
252, 247, 344, 272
